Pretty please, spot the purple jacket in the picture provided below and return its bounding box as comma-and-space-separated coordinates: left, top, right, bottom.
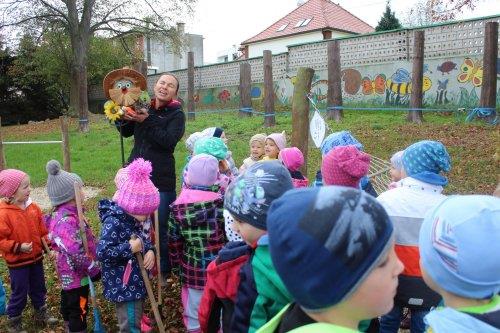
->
45, 203, 100, 290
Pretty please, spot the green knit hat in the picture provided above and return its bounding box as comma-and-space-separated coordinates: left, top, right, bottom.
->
193, 137, 228, 161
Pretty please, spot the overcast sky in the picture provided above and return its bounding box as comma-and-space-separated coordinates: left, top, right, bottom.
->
185, 0, 498, 64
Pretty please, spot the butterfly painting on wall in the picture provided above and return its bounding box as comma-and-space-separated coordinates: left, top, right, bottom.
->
362, 74, 386, 95
457, 57, 483, 87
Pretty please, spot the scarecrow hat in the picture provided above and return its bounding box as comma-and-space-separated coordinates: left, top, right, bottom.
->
103, 68, 147, 99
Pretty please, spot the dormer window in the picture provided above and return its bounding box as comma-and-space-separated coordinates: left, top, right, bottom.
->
277, 23, 288, 32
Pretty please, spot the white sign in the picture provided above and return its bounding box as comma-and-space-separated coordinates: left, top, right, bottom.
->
310, 111, 326, 148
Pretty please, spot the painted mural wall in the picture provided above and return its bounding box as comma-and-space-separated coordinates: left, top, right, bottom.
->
89, 16, 500, 113
177, 55, 499, 111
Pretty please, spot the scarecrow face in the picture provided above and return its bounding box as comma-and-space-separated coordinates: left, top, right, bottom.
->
108, 76, 142, 107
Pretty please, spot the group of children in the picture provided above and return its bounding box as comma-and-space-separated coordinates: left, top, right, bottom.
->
0, 126, 498, 333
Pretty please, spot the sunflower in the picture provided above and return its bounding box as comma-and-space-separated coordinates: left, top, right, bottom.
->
104, 100, 124, 121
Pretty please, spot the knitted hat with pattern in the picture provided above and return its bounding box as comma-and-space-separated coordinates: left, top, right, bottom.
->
321, 145, 371, 188
267, 186, 394, 311
250, 133, 266, 146
320, 131, 363, 156
224, 161, 293, 230
194, 137, 228, 161
114, 158, 160, 215
0, 169, 27, 198
402, 140, 451, 186
419, 195, 500, 299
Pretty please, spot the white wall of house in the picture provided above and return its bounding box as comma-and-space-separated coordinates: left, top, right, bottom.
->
145, 34, 203, 74
247, 30, 352, 58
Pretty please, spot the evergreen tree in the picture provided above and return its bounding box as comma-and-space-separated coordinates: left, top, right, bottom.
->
375, 1, 402, 31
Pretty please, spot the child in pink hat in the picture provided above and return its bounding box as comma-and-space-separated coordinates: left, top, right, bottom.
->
97, 158, 159, 332
279, 147, 309, 188
263, 131, 286, 160
321, 145, 371, 188
0, 169, 57, 331
168, 153, 225, 333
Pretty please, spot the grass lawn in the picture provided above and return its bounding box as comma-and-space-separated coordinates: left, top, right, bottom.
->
0, 110, 498, 332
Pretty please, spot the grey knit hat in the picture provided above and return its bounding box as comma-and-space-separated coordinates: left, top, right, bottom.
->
46, 160, 83, 207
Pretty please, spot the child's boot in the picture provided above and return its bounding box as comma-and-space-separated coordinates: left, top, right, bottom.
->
34, 304, 59, 326
7, 315, 27, 333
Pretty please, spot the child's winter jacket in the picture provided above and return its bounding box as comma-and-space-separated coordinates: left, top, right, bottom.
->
97, 199, 155, 303
0, 200, 48, 268
45, 202, 100, 290
168, 189, 225, 289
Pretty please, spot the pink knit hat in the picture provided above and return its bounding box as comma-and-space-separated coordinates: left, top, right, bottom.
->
115, 158, 160, 215
266, 131, 286, 151
279, 147, 304, 172
186, 153, 219, 187
321, 145, 371, 188
0, 169, 27, 198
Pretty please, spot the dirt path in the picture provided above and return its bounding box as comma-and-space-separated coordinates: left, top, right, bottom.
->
30, 186, 102, 211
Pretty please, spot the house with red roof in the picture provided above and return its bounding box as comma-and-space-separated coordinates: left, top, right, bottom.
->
240, 0, 374, 59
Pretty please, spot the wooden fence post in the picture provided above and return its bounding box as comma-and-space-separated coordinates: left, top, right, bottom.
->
187, 51, 195, 121
327, 40, 343, 122
0, 117, 5, 171
60, 116, 71, 172
263, 50, 275, 127
292, 67, 315, 176
408, 30, 425, 123
480, 21, 498, 116
239, 62, 252, 117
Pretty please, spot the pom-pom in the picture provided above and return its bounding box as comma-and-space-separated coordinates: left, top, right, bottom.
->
127, 158, 152, 182
46, 160, 61, 176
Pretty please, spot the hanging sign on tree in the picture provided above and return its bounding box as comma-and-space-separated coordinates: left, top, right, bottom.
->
310, 110, 326, 148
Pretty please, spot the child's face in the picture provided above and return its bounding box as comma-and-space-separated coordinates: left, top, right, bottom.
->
220, 132, 228, 145
250, 141, 265, 160
12, 176, 31, 204
348, 243, 404, 318
265, 139, 280, 159
232, 216, 266, 245
389, 167, 402, 182
130, 214, 148, 222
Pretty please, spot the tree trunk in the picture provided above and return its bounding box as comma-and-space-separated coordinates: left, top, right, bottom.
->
72, 42, 90, 132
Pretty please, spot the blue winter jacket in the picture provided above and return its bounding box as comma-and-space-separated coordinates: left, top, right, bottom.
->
96, 199, 155, 303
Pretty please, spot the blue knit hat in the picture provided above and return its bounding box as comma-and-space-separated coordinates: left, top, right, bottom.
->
320, 131, 363, 156
402, 140, 451, 186
224, 161, 293, 230
267, 186, 394, 311
194, 137, 228, 161
419, 195, 500, 299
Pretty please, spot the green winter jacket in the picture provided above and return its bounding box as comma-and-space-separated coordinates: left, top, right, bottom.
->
257, 304, 360, 333
249, 235, 292, 332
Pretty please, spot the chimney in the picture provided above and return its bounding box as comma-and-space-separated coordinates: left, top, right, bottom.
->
297, 0, 307, 6
177, 22, 185, 36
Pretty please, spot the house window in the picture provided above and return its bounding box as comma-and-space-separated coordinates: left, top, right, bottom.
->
277, 23, 288, 32
294, 19, 305, 27
301, 18, 312, 27
294, 18, 312, 28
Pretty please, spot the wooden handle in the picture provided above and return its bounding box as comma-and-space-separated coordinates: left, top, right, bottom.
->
154, 210, 163, 306
135, 251, 165, 333
74, 182, 89, 254
41, 237, 51, 254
